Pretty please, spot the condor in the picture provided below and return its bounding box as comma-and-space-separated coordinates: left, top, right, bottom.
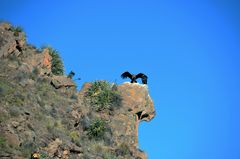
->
121, 71, 148, 84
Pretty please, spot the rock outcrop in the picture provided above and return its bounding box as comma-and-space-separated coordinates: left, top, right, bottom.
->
0, 23, 25, 58
77, 82, 155, 159
0, 22, 155, 159
51, 75, 76, 89
117, 83, 155, 157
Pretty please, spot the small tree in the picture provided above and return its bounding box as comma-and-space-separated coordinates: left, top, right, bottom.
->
67, 71, 75, 79
87, 118, 106, 139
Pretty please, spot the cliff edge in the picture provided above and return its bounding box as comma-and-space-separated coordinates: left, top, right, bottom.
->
0, 22, 155, 159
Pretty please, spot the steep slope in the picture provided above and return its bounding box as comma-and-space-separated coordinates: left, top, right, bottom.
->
0, 22, 155, 159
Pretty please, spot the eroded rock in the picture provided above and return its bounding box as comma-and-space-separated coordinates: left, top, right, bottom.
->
78, 82, 155, 159
45, 138, 62, 157
0, 23, 25, 58
51, 75, 76, 89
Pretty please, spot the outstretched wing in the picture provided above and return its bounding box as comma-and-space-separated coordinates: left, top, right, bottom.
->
121, 71, 132, 79
136, 73, 148, 84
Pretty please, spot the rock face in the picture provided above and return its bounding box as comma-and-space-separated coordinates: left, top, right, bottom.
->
117, 83, 155, 157
0, 22, 155, 159
78, 82, 155, 159
0, 22, 74, 88
51, 75, 76, 89
23, 48, 52, 76
0, 23, 25, 58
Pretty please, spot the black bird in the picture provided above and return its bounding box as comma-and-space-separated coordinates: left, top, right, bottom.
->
121, 71, 148, 84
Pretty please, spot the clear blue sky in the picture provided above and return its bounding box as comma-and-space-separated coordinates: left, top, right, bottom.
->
1, 0, 240, 159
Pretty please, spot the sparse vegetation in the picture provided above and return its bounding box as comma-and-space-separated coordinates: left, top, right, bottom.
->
0, 113, 9, 123
103, 152, 118, 159
8, 106, 21, 117
36, 78, 62, 104
10, 25, 23, 36
87, 118, 107, 139
69, 131, 79, 142
85, 81, 122, 111
20, 142, 37, 158
8, 54, 20, 62
0, 79, 14, 96
14, 71, 29, 83
32, 67, 40, 76
0, 136, 6, 147
70, 93, 78, 100
115, 142, 132, 156
8, 25, 27, 40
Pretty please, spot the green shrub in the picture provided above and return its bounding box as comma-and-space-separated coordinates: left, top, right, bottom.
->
85, 81, 122, 111
32, 67, 40, 78
0, 87, 3, 95
20, 148, 33, 158
70, 94, 78, 100
14, 71, 29, 83
20, 142, 37, 158
0, 136, 6, 147
8, 106, 21, 117
39, 152, 48, 158
42, 46, 64, 75
7, 92, 25, 106
0, 81, 12, 98
28, 67, 40, 81
8, 54, 19, 62
90, 141, 105, 152
103, 152, 118, 159
10, 26, 23, 36
87, 118, 106, 139
69, 131, 79, 142
0, 113, 9, 123
115, 143, 131, 156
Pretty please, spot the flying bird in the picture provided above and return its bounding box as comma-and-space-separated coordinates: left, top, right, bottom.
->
121, 71, 148, 84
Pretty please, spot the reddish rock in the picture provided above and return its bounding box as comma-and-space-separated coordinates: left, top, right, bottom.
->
51, 75, 76, 89
0, 23, 26, 58
4, 132, 20, 147
22, 48, 52, 75
45, 138, 62, 157
118, 82, 155, 122
42, 48, 52, 70
62, 150, 69, 159
0, 23, 51, 76
78, 82, 155, 159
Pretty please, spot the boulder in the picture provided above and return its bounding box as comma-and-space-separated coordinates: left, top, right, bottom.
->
51, 75, 76, 89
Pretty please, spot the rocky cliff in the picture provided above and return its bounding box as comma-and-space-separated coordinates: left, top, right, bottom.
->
0, 22, 155, 159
